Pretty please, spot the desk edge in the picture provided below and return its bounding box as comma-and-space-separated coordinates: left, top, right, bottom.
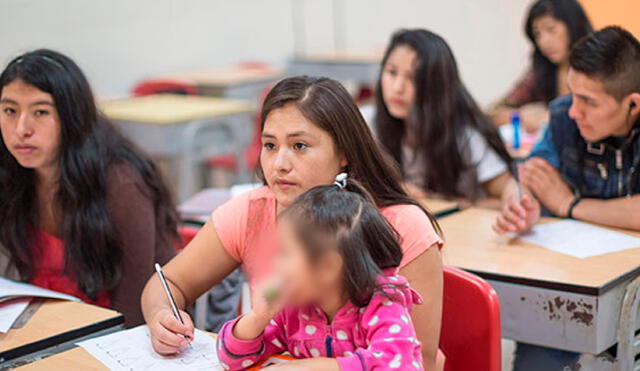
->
0, 314, 124, 362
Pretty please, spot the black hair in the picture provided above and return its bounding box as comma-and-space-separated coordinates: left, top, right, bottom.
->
525, 0, 593, 103
374, 29, 512, 200
0, 49, 178, 299
260, 76, 440, 233
569, 26, 640, 101
281, 179, 403, 307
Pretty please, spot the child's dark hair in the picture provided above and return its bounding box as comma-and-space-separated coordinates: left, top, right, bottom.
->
281, 178, 403, 307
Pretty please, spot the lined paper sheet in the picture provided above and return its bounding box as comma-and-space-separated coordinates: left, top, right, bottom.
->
519, 219, 640, 258
0, 298, 30, 333
78, 325, 221, 371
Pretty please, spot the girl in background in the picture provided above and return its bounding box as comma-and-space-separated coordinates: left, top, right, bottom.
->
218, 176, 424, 371
0, 50, 178, 327
374, 29, 513, 206
488, 0, 592, 132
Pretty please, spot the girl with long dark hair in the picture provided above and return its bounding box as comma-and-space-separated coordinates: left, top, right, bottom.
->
142, 76, 445, 370
489, 0, 592, 132
374, 28, 513, 205
0, 49, 178, 327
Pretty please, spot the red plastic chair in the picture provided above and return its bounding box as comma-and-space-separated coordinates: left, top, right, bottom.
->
175, 226, 200, 251
439, 266, 502, 371
203, 86, 272, 172
132, 79, 199, 96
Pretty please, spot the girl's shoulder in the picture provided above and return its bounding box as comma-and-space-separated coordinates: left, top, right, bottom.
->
379, 203, 425, 223
213, 185, 274, 216
380, 203, 439, 239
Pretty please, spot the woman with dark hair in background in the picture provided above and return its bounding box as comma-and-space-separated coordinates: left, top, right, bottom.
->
374, 28, 513, 207
0, 49, 178, 327
488, 0, 592, 132
142, 76, 445, 370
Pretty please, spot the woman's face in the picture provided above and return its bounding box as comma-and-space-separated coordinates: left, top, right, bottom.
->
0, 79, 61, 174
381, 45, 417, 120
532, 15, 571, 65
260, 103, 346, 208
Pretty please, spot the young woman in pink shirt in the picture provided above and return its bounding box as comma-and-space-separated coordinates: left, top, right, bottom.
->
141, 76, 444, 370
218, 177, 424, 370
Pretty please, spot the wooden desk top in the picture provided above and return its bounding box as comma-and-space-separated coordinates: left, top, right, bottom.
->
293, 50, 382, 64
419, 199, 459, 218
0, 300, 123, 362
16, 333, 217, 370
440, 207, 640, 294
100, 94, 253, 125
158, 67, 283, 88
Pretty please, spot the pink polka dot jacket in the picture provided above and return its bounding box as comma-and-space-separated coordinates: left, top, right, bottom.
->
217, 269, 425, 370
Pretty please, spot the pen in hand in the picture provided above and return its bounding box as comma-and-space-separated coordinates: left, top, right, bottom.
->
512, 163, 523, 201
154, 263, 192, 347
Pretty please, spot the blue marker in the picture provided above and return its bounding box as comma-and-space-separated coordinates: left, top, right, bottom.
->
511, 111, 521, 150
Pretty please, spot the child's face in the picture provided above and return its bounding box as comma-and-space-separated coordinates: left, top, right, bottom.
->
277, 218, 343, 307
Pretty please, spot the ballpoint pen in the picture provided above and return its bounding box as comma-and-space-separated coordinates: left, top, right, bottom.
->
154, 263, 192, 346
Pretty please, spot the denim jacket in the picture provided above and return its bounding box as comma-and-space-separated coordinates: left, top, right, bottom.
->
530, 95, 640, 201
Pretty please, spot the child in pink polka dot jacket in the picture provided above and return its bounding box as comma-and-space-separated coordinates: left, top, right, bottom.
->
217, 175, 425, 370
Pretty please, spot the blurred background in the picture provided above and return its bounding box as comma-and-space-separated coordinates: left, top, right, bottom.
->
2, 0, 637, 105
1, 0, 637, 198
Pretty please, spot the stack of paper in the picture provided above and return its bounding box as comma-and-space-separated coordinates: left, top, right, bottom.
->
0, 298, 31, 333
0, 277, 79, 333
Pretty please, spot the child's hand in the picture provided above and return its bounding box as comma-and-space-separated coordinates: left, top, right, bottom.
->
233, 279, 287, 341
252, 280, 286, 322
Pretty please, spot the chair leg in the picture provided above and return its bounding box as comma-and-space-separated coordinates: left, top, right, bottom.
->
617, 276, 640, 371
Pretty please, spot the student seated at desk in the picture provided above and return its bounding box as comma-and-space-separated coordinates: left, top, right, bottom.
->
495, 26, 640, 235
141, 76, 445, 371
495, 26, 639, 371
0, 50, 178, 327
372, 29, 513, 206
488, 0, 592, 132
218, 178, 424, 371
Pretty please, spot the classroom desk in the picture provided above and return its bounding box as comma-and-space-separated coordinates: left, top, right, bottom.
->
15, 333, 217, 370
100, 95, 254, 201
288, 51, 381, 86
418, 199, 459, 218
156, 67, 283, 101
439, 207, 640, 356
0, 300, 123, 369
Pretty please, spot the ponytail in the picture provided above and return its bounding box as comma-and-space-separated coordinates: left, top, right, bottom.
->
281, 174, 404, 306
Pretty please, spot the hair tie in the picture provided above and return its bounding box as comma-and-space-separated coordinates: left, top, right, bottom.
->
334, 172, 348, 189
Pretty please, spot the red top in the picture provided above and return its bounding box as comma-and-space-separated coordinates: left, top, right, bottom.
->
28, 229, 110, 308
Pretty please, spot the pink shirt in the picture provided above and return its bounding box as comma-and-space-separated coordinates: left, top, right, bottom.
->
212, 186, 442, 299
217, 269, 425, 370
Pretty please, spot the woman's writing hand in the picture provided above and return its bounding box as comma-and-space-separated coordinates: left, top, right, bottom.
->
149, 308, 195, 355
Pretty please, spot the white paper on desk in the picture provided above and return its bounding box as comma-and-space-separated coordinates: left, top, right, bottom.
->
0, 298, 30, 333
0, 277, 80, 302
519, 219, 640, 258
78, 325, 221, 371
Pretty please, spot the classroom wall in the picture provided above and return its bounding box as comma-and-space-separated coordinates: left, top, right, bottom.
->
0, 0, 533, 105
581, 0, 640, 37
